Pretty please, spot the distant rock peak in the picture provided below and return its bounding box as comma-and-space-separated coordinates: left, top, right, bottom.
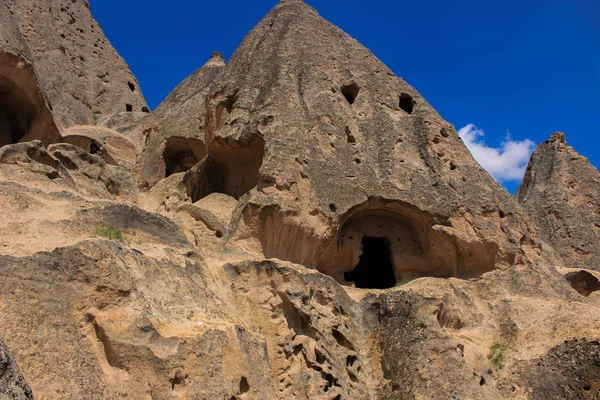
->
207, 51, 226, 66
517, 131, 600, 271
547, 131, 566, 146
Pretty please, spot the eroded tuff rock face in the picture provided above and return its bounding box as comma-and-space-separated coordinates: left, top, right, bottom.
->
0, 143, 597, 398
1, 0, 147, 134
506, 338, 600, 399
517, 132, 600, 271
0, 336, 33, 399
0, 1, 60, 147
134, 52, 226, 189
181, 0, 543, 286
1, 1, 600, 399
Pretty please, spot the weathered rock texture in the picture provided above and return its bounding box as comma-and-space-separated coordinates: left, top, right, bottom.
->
0, 1, 599, 400
1, 0, 147, 136
0, 1, 60, 147
0, 336, 33, 399
182, 0, 543, 287
133, 52, 225, 189
517, 132, 600, 271
505, 338, 600, 399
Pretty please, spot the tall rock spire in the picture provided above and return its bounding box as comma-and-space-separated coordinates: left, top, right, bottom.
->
517, 132, 600, 271
181, 0, 544, 283
3, 0, 148, 130
135, 52, 227, 188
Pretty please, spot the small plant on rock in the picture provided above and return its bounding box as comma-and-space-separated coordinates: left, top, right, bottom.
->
91, 112, 100, 125
395, 279, 413, 287
488, 343, 507, 370
94, 225, 123, 240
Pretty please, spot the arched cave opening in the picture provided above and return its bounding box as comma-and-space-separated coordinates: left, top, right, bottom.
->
0, 53, 59, 147
163, 137, 205, 178
0, 76, 37, 148
253, 201, 500, 288
344, 237, 396, 289
188, 135, 265, 202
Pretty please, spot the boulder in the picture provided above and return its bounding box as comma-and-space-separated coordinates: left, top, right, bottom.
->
0, 140, 74, 184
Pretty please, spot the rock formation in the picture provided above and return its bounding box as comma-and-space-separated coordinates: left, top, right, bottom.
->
0, 0, 147, 144
0, 1, 599, 399
517, 132, 600, 271
182, 0, 542, 288
0, 336, 33, 399
0, 1, 60, 147
134, 51, 225, 189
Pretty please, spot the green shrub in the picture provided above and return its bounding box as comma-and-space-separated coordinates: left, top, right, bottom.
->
488, 343, 507, 369
94, 226, 123, 240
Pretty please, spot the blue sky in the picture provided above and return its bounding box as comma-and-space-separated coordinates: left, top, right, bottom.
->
91, 0, 600, 193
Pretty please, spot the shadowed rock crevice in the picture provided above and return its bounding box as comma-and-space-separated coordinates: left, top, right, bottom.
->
0, 76, 34, 146
216, 91, 238, 130
87, 314, 125, 370
186, 135, 265, 202
163, 137, 205, 177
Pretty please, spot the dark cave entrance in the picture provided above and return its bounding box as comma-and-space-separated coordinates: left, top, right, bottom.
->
163, 137, 205, 178
341, 83, 360, 105
399, 93, 415, 114
0, 76, 36, 147
344, 236, 396, 289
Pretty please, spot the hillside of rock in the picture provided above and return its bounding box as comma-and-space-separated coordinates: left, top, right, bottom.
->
0, 1, 599, 399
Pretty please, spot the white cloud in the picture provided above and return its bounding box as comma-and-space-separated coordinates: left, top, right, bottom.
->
458, 124, 535, 183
